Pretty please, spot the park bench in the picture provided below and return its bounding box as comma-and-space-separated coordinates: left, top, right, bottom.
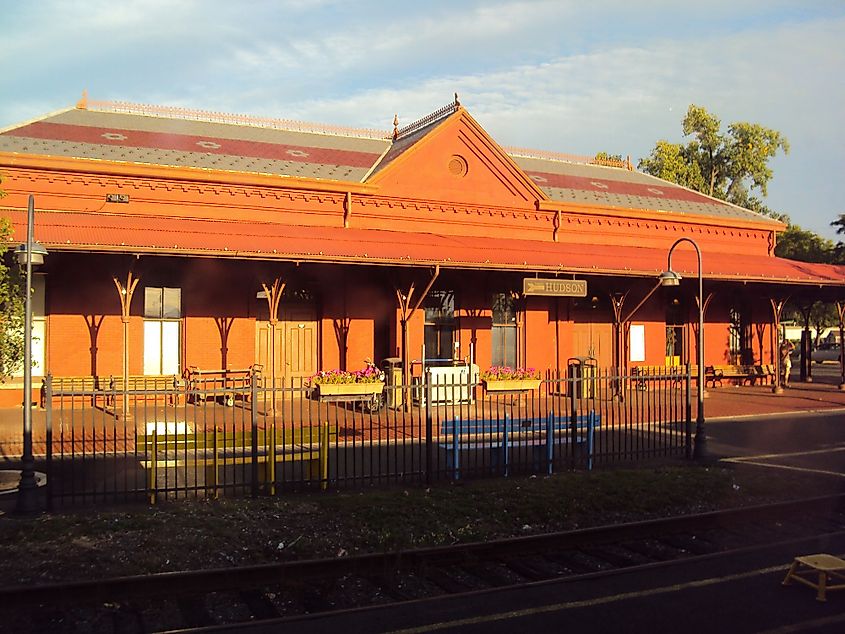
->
706, 365, 773, 387
138, 422, 335, 502
439, 410, 599, 479
631, 365, 696, 390
184, 366, 258, 406
45, 374, 182, 408
104, 375, 183, 406
42, 375, 105, 407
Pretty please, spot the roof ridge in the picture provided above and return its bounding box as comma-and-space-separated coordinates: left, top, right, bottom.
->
81, 98, 391, 141
506, 146, 633, 170
394, 97, 460, 141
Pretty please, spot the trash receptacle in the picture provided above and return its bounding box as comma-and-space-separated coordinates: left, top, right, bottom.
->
567, 356, 597, 400
381, 357, 403, 408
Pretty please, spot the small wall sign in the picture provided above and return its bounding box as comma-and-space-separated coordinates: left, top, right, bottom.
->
522, 278, 587, 297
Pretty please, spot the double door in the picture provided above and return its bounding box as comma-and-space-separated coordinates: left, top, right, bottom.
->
256, 305, 317, 384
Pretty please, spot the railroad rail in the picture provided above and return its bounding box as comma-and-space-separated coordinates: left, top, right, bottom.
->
2, 494, 844, 632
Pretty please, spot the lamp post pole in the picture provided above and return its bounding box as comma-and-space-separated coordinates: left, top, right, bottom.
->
17, 195, 39, 512
665, 238, 706, 460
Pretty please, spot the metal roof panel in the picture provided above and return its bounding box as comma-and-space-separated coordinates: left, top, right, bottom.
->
5, 209, 842, 285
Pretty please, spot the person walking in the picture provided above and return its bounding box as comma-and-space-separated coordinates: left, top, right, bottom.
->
780, 339, 795, 387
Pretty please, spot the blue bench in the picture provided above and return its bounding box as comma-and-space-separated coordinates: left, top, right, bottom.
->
439, 411, 599, 479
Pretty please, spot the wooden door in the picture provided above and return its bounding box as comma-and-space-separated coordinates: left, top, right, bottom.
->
282, 305, 318, 380
256, 321, 284, 381
256, 305, 317, 383
572, 322, 612, 368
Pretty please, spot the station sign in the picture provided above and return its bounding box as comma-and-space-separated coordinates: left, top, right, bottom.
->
522, 278, 587, 297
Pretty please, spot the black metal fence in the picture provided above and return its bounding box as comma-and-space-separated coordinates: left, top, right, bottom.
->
37, 367, 691, 507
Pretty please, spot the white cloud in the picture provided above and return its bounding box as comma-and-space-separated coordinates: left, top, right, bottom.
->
1, 1, 843, 236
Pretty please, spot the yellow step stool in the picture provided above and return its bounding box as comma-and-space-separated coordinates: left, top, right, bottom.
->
782, 553, 845, 602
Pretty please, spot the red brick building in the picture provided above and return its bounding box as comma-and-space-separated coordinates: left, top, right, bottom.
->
1, 96, 843, 405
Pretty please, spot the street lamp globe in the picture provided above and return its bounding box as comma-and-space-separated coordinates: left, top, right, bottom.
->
14, 241, 48, 267
658, 270, 682, 287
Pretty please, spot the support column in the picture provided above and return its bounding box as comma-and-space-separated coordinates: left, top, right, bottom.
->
609, 292, 627, 401
261, 277, 285, 415
113, 272, 139, 422
836, 301, 845, 391
798, 302, 814, 383
770, 297, 788, 394
394, 265, 439, 412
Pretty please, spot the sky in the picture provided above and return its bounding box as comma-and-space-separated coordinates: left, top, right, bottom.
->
2, 0, 844, 240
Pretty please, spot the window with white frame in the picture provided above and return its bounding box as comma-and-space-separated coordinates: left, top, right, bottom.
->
12, 274, 46, 377
491, 292, 518, 367
423, 290, 455, 361
143, 287, 181, 375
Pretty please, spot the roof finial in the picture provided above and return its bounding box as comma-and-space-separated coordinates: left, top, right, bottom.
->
392, 114, 399, 140
77, 89, 88, 109
454, 92, 460, 107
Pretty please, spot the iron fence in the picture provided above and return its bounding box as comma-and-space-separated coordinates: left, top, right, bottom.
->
37, 366, 692, 507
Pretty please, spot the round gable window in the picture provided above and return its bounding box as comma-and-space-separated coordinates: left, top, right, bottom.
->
448, 155, 468, 177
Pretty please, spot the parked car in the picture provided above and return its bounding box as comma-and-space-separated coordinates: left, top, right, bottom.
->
812, 343, 842, 364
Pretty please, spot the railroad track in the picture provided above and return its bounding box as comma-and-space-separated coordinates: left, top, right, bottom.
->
2, 494, 844, 633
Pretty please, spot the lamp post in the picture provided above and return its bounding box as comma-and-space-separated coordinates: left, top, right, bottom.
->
660, 238, 706, 460
13, 195, 48, 512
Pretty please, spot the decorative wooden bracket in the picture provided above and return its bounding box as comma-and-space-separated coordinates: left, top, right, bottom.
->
113, 271, 139, 324
343, 192, 352, 228
261, 277, 286, 326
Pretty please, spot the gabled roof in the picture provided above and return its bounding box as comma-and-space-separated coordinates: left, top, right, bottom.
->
0, 97, 780, 228
0, 103, 390, 183
367, 101, 547, 209
509, 152, 779, 225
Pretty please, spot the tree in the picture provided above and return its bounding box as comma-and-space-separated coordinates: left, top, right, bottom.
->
832, 214, 845, 263
636, 140, 705, 192
593, 152, 627, 168
639, 104, 789, 210
775, 224, 836, 264
0, 178, 25, 381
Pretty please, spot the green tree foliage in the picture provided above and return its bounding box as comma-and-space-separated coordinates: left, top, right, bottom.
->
832, 214, 845, 263
593, 152, 628, 168
775, 224, 837, 263
0, 184, 25, 381
639, 104, 789, 211
776, 224, 840, 332
636, 140, 705, 192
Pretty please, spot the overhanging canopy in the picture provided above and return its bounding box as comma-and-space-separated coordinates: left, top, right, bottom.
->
5, 208, 844, 286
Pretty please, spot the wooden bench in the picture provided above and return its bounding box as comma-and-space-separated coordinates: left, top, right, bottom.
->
104, 375, 183, 406
184, 366, 257, 406
751, 364, 777, 385
44, 375, 106, 407
706, 365, 774, 387
139, 422, 334, 502
439, 411, 600, 479
631, 365, 697, 390
45, 374, 182, 408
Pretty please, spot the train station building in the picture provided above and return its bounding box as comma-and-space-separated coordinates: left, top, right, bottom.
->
1, 95, 844, 406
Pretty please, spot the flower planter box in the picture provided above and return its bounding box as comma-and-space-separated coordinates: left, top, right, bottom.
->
316, 382, 384, 397
483, 378, 541, 392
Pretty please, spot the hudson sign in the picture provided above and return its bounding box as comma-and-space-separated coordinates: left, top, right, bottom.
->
522, 278, 587, 297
